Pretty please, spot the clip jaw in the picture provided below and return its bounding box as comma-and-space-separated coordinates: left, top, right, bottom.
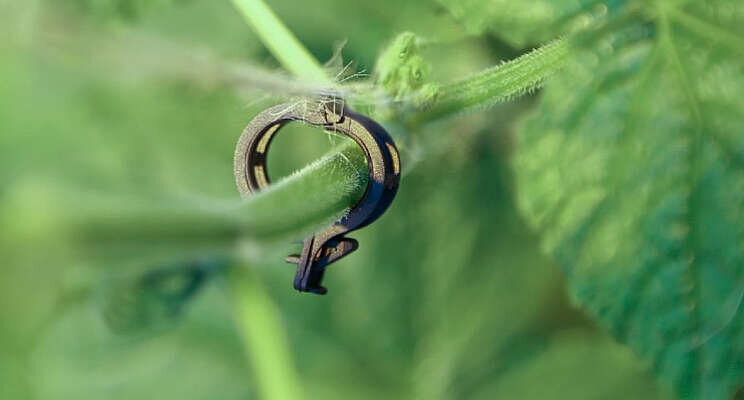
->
286, 235, 359, 294
234, 100, 400, 295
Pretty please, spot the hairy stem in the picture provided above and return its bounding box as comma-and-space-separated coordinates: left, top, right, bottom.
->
224, 5, 364, 399
411, 38, 571, 124
58, 143, 367, 245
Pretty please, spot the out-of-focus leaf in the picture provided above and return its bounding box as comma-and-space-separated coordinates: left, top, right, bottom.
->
435, 0, 624, 46
101, 258, 219, 333
472, 330, 672, 399
514, 1, 744, 398
32, 286, 253, 400
251, 108, 667, 400
63, 0, 190, 21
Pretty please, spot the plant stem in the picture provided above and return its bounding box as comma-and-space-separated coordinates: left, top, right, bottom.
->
61, 142, 367, 245
410, 38, 571, 124
230, 0, 330, 83
229, 265, 302, 400
224, 5, 361, 400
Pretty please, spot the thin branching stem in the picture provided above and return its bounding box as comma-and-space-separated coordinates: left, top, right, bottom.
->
219, 7, 357, 397
411, 38, 571, 124
230, 0, 330, 83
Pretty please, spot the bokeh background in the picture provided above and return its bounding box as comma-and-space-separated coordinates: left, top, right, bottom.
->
0, 0, 695, 398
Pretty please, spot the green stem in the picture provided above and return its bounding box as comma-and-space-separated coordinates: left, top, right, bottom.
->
223, 5, 357, 399
61, 142, 367, 245
229, 265, 302, 400
230, 0, 330, 83
410, 38, 571, 124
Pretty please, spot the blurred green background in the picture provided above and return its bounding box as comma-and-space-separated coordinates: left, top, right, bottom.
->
1, 0, 732, 399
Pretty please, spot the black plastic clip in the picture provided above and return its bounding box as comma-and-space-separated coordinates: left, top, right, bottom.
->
234, 100, 400, 294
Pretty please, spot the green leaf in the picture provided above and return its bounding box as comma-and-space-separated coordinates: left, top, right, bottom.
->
435, 0, 621, 46
31, 288, 253, 400
65, 0, 189, 21
101, 258, 219, 333
257, 118, 669, 400
514, 1, 744, 398
471, 331, 672, 400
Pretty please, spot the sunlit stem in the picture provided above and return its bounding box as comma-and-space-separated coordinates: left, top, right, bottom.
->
230, 0, 330, 84
229, 265, 303, 400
